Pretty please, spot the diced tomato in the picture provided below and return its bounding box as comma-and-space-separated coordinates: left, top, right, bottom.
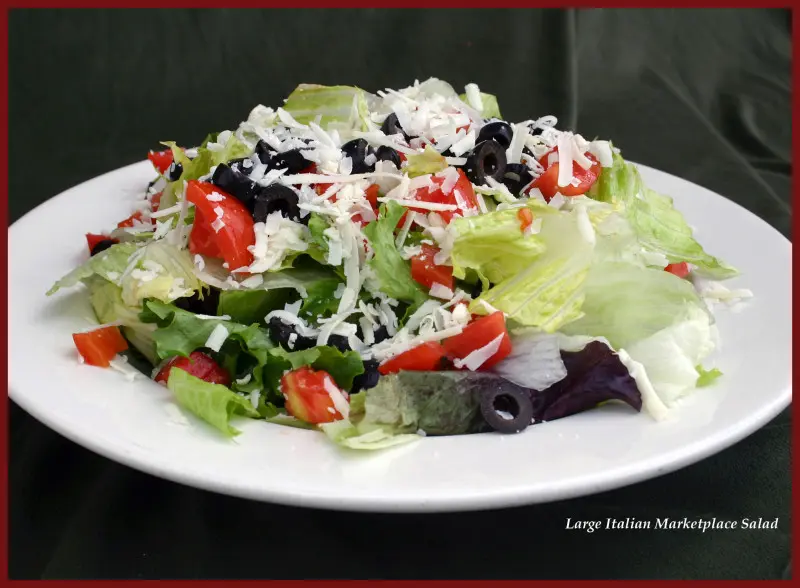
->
412, 168, 478, 223
85, 233, 117, 253
411, 244, 454, 291
364, 184, 380, 210
154, 351, 231, 386
72, 326, 129, 368
314, 182, 332, 196
442, 312, 512, 371
117, 211, 150, 228
378, 342, 448, 375
530, 149, 601, 201
186, 181, 256, 271
148, 149, 174, 175
150, 191, 163, 212
281, 367, 349, 424
665, 262, 690, 279
517, 208, 533, 232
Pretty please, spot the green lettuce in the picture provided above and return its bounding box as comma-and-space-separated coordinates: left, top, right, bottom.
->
363, 201, 428, 306
47, 242, 138, 295
283, 84, 372, 130
622, 305, 717, 407
559, 261, 709, 350
450, 202, 550, 284
219, 266, 343, 325
119, 241, 202, 307
140, 299, 272, 361
47, 238, 201, 307
218, 289, 295, 326
458, 91, 502, 119
470, 206, 595, 331
405, 146, 447, 178
167, 368, 259, 437
589, 153, 738, 279
696, 365, 723, 387
87, 277, 158, 364
318, 419, 421, 451
162, 134, 251, 184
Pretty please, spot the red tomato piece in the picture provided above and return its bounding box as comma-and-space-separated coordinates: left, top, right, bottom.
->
411, 244, 454, 291
665, 262, 690, 279
517, 208, 533, 232
186, 181, 256, 271
412, 168, 478, 223
117, 211, 149, 228
72, 326, 129, 368
148, 149, 174, 175
150, 191, 163, 212
154, 351, 231, 386
378, 342, 448, 375
188, 208, 222, 258
364, 184, 380, 210
281, 367, 349, 424
442, 312, 512, 371
531, 149, 601, 201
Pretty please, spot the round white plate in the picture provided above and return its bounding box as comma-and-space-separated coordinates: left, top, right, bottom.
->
9, 161, 792, 513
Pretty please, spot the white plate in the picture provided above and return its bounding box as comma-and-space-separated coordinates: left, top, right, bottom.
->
9, 161, 792, 513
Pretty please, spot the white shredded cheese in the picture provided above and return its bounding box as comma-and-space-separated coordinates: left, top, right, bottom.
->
452, 333, 505, 371
204, 324, 229, 352
323, 375, 350, 419
430, 283, 454, 300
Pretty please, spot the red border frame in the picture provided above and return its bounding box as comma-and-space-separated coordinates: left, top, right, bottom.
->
2, 2, 795, 583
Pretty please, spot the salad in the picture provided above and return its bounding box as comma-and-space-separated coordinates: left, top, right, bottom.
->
48, 78, 753, 450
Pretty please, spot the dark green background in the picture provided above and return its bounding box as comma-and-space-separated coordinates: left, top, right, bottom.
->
9, 8, 792, 579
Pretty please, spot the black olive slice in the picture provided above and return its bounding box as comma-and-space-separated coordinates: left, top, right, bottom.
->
463, 140, 507, 185
252, 184, 301, 223
476, 121, 514, 149
480, 384, 534, 434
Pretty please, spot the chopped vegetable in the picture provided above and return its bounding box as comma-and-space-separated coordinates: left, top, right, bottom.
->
72, 325, 129, 367
281, 367, 349, 424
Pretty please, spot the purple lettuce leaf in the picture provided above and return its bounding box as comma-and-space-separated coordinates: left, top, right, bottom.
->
531, 341, 642, 422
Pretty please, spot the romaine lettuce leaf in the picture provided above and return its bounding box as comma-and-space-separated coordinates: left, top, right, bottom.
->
167, 368, 259, 437
559, 261, 709, 350
589, 153, 738, 279
140, 299, 272, 361
450, 202, 549, 284
363, 201, 429, 306
120, 241, 202, 307
318, 418, 421, 451
622, 305, 717, 407
470, 206, 595, 331
47, 242, 138, 295
217, 289, 296, 326
405, 146, 447, 178
283, 84, 372, 130
219, 266, 342, 325
162, 133, 251, 183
